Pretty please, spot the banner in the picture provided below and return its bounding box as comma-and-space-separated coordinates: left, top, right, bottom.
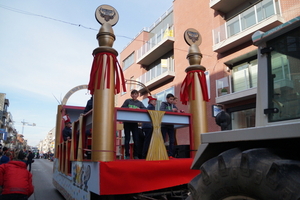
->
0, 129, 7, 140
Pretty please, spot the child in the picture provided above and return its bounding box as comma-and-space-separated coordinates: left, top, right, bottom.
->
121, 90, 146, 159
173, 96, 184, 113
160, 93, 178, 158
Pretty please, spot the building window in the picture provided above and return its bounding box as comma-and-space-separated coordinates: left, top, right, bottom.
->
227, 103, 256, 130
205, 71, 211, 99
269, 48, 300, 121
123, 52, 135, 70
256, 0, 276, 22
241, 7, 256, 30
267, 26, 300, 122
130, 77, 136, 91
231, 108, 256, 129
232, 59, 258, 92
139, 52, 174, 85
214, 0, 279, 45
227, 15, 240, 37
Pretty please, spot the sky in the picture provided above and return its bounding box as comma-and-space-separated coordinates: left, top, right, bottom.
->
0, 0, 173, 147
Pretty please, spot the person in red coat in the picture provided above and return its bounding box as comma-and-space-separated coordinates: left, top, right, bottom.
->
0, 150, 34, 200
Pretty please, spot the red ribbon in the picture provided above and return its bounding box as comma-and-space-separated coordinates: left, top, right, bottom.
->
180, 70, 209, 105
88, 52, 126, 95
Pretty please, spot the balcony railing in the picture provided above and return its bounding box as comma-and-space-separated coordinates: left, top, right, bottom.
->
216, 72, 257, 98
213, 0, 280, 46
136, 26, 174, 62
216, 76, 232, 97
137, 58, 175, 90
121, 6, 173, 52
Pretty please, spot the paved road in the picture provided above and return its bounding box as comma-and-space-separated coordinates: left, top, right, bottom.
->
28, 158, 65, 200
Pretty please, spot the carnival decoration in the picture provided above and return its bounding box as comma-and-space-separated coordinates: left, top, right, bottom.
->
88, 5, 125, 161
180, 28, 209, 154
146, 110, 169, 160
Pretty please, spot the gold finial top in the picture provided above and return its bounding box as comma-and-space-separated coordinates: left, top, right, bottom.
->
95, 5, 119, 26
94, 5, 118, 54
184, 28, 205, 72
184, 28, 202, 46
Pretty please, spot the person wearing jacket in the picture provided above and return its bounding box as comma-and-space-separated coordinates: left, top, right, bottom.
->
62, 122, 72, 141
26, 151, 35, 172
0, 150, 34, 200
141, 96, 157, 159
160, 93, 178, 158
83, 95, 93, 114
121, 89, 146, 159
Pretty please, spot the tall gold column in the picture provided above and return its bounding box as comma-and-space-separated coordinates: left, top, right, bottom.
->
180, 29, 209, 157
92, 53, 115, 161
54, 105, 62, 158
88, 5, 125, 161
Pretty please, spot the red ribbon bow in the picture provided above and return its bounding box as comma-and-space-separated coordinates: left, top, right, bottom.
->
180, 70, 209, 105
88, 52, 126, 95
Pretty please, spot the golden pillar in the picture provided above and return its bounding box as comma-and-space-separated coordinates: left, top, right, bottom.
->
181, 29, 209, 157
91, 53, 115, 161
88, 5, 125, 161
54, 105, 62, 158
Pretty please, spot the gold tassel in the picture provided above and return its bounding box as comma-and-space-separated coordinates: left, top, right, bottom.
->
146, 110, 169, 161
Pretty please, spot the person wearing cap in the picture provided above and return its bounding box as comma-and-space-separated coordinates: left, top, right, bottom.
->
141, 96, 157, 159
121, 89, 147, 159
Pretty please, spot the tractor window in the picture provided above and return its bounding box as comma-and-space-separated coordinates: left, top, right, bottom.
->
267, 26, 300, 122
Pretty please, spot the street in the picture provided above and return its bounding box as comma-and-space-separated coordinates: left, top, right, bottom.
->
28, 158, 64, 200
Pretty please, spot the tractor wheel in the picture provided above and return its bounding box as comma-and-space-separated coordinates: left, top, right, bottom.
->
188, 148, 300, 200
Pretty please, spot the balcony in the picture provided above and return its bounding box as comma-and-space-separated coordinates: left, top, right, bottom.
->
137, 58, 175, 92
136, 27, 174, 66
210, 0, 249, 13
212, 0, 284, 53
215, 75, 257, 104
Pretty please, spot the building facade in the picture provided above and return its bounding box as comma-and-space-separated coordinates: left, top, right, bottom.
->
0, 93, 9, 130
0, 93, 18, 149
38, 127, 55, 154
117, 0, 300, 145
0, 93, 34, 149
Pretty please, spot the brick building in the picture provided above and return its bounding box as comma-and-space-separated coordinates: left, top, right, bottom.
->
116, 0, 300, 145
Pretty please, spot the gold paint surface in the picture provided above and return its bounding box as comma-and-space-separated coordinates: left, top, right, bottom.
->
92, 54, 115, 161
188, 72, 207, 152
77, 115, 84, 161
185, 65, 206, 72
55, 105, 62, 158
70, 122, 75, 161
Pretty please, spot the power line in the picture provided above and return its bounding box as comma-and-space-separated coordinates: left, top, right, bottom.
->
0, 4, 98, 31
0, 4, 213, 57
